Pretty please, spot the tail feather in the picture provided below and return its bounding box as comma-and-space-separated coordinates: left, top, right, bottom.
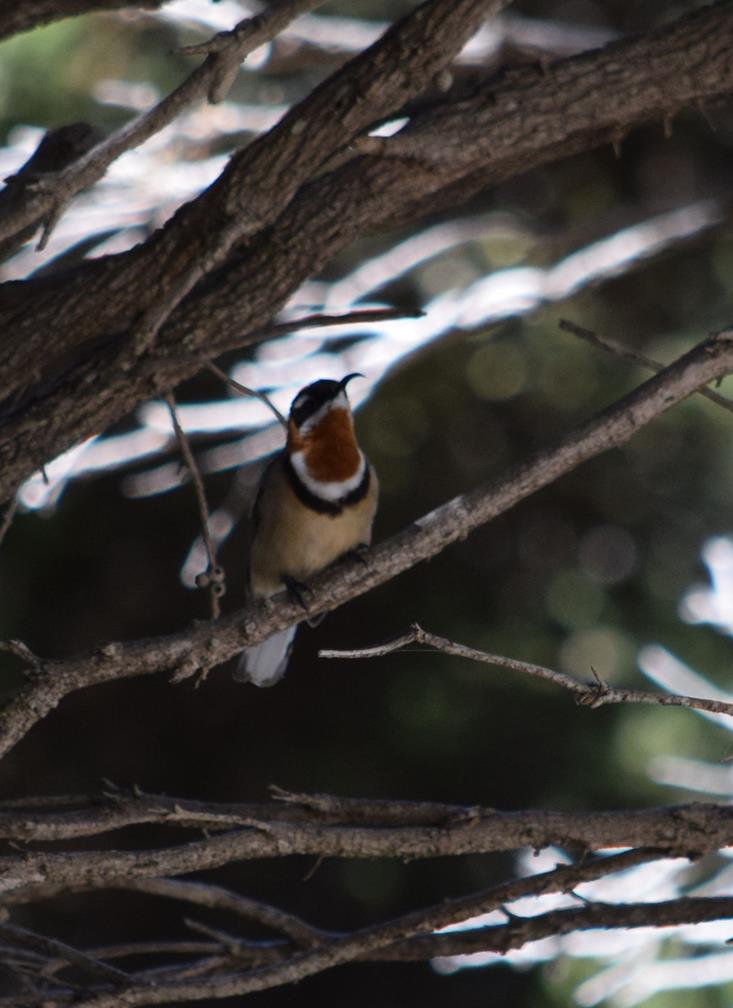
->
233, 627, 297, 687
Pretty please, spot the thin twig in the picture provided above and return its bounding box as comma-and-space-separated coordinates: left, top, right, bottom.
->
559, 318, 733, 415
254, 306, 426, 340
205, 305, 424, 427
0, 495, 18, 549
164, 392, 223, 623
320, 623, 733, 719
121, 879, 327, 948
205, 363, 287, 429
0, 923, 129, 985
375, 895, 733, 960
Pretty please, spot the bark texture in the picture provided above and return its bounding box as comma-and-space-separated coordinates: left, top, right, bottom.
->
1, 2, 732, 504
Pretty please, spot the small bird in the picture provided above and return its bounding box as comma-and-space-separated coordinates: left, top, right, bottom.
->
235, 374, 378, 686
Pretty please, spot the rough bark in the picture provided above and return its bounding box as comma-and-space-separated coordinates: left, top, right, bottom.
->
0, 0, 166, 42
0, 801, 728, 900
1, 2, 732, 505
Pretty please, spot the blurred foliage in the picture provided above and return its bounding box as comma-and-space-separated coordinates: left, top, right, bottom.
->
1, 1, 733, 1006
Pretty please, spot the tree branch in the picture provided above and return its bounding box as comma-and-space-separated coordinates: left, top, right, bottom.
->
320, 624, 733, 718
559, 318, 733, 416
2, 3, 731, 501
0, 789, 482, 842
0, 0, 328, 250
0, 1, 165, 43
375, 895, 733, 960
0, 922, 130, 985
118, 879, 327, 948
0, 802, 729, 904
11, 850, 661, 1007
164, 392, 224, 622
1, 330, 731, 758
6, 890, 733, 1005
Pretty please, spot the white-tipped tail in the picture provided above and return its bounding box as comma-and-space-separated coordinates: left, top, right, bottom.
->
233, 627, 297, 687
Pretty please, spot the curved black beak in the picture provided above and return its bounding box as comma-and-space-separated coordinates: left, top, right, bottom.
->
338, 372, 365, 393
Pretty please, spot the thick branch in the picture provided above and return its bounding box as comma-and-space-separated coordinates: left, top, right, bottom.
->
0, 0, 499, 427
0, 803, 728, 903
0, 789, 481, 842
1, 331, 731, 758
0, 0, 328, 250
2, 3, 732, 499
0, 788, 728, 853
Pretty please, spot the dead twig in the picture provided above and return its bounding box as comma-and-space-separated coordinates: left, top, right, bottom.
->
122, 878, 327, 948
164, 392, 224, 626
0, 495, 18, 549
320, 623, 733, 719
559, 318, 733, 415
0, 922, 129, 986
205, 363, 287, 429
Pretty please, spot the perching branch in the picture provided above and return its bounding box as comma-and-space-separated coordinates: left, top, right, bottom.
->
320, 623, 733, 718
0, 788, 726, 854
1, 329, 731, 760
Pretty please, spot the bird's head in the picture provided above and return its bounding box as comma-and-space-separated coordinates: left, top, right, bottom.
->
288, 373, 362, 433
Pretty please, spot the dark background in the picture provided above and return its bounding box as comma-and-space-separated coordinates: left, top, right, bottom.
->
1, 1, 733, 1004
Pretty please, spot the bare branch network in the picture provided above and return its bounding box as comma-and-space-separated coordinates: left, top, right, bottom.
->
0, 789, 731, 1006
2, 1, 733, 1005
1, 327, 732, 758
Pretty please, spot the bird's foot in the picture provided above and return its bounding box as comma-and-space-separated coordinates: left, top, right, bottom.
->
343, 543, 370, 566
284, 576, 310, 611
